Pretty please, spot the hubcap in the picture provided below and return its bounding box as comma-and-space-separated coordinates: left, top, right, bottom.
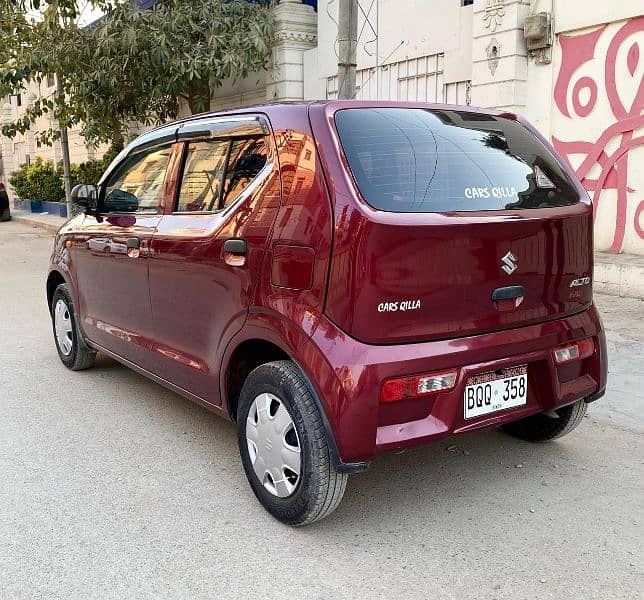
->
245, 393, 301, 498
54, 299, 73, 356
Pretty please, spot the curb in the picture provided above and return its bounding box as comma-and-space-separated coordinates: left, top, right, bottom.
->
594, 255, 644, 300
11, 215, 63, 234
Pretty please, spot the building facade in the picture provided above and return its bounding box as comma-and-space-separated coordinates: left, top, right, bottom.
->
2, 0, 642, 255
0, 77, 104, 190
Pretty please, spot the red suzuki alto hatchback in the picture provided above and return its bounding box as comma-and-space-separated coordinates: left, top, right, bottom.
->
48, 101, 607, 525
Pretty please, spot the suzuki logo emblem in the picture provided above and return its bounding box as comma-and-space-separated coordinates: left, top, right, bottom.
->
501, 251, 518, 275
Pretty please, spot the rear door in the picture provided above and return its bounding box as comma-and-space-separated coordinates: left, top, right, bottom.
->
148, 115, 281, 403
312, 104, 594, 344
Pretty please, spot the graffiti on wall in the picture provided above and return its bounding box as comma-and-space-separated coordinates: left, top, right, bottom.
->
552, 17, 643, 253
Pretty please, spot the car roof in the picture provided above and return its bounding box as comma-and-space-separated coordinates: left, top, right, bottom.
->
103, 100, 517, 187
142, 100, 510, 138
118, 100, 517, 167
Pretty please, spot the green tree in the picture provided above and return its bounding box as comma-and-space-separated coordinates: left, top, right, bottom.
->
1, 0, 274, 147
70, 144, 119, 185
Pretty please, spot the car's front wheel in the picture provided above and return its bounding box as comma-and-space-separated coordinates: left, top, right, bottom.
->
237, 360, 347, 526
501, 399, 587, 442
51, 283, 96, 371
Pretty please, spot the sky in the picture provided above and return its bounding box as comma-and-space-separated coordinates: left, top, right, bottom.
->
24, 1, 105, 26
76, 2, 104, 26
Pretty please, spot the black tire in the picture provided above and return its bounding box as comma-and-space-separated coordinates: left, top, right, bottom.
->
501, 400, 587, 442
237, 360, 347, 526
51, 283, 96, 371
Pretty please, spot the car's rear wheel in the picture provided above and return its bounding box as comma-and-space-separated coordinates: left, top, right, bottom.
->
501, 399, 587, 442
237, 360, 347, 526
51, 283, 96, 371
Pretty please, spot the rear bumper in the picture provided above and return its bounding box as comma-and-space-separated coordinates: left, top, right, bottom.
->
311, 303, 607, 465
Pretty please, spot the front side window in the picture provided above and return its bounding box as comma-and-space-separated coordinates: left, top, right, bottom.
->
176, 137, 268, 212
103, 145, 172, 213
335, 108, 578, 212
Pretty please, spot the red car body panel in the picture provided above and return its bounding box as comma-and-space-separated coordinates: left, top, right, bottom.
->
48, 101, 607, 470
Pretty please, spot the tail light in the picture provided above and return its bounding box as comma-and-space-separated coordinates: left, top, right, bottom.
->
552, 338, 594, 364
381, 369, 458, 403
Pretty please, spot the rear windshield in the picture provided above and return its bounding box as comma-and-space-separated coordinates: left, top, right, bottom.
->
334, 108, 578, 212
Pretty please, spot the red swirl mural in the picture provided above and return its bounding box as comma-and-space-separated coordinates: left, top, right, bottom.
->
552, 17, 644, 253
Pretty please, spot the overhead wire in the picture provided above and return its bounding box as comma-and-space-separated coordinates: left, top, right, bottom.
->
352, 39, 404, 99
327, 0, 340, 60
357, 0, 377, 57
334, 0, 378, 98
330, 0, 406, 100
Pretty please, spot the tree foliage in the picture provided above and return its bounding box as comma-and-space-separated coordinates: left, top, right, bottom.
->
1, 0, 274, 147
71, 144, 118, 185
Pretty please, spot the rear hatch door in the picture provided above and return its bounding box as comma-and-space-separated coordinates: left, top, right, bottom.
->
311, 104, 593, 345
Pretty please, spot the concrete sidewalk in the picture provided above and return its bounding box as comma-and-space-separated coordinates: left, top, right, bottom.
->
6, 209, 644, 300
9, 209, 67, 233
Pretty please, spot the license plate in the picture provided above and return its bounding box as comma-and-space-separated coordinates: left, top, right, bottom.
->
464, 365, 528, 419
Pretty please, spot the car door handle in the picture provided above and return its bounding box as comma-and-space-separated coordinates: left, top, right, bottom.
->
491, 285, 525, 311
223, 238, 247, 266
223, 239, 246, 254
491, 285, 525, 300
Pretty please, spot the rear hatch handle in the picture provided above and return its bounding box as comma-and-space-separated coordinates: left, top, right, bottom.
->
491, 285, 525, 311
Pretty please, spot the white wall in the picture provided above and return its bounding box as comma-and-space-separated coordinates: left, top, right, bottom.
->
304, 0, 473, 99
554, 0, 643, 34
523, 1, 644, 255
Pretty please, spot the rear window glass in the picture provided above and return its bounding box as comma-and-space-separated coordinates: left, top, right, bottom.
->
334, 108, 578, 212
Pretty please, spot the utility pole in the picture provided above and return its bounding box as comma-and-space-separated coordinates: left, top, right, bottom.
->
337, 0, 358, 99
56, 75, 73, 219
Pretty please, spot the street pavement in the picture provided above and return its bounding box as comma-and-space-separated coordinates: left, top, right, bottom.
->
1, 221, 642, 600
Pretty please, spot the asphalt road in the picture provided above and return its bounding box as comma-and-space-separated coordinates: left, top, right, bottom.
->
1, 221, 642, 600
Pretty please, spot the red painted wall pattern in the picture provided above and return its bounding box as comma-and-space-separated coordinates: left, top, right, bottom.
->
552, 17, 644, 253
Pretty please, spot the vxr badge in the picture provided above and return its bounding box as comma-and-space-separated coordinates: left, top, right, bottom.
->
500, 251, 518, 275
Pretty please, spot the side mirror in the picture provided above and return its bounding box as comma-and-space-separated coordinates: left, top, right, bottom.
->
70, 183, 97, 209
104, 189, 139, 213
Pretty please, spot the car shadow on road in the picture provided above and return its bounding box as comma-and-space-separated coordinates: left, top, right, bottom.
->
90, 354, 591, 530
326, 429, 592, 532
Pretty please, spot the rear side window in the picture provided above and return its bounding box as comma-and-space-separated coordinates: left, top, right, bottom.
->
334, 108, 578, 212
222, 138, 268, 208
176, 137, 267, 213
177, 140, 229, 212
